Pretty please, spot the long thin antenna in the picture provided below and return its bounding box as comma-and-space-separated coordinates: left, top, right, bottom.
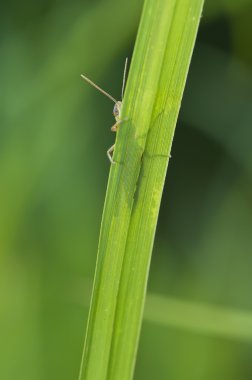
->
121, 57, 128, 100
80, 74, 117, 103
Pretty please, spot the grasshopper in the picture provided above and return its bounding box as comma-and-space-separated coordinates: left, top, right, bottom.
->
81, 58, 128, 164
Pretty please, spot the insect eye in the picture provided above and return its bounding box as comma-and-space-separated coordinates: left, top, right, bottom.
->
113, 104, 119, 117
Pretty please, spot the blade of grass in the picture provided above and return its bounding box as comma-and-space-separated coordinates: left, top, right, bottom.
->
79, 0, 204, 379
145, 294, 252, 343
107, 1, 204, 378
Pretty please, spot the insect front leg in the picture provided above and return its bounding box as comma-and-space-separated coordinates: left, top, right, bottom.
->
108, 118, 129, 164
107, 144, 116, 164
111, 118, 128, 132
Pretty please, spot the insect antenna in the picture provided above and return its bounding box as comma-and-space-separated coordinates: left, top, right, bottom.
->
121, 57, 128, 100
80, 74, 117, 103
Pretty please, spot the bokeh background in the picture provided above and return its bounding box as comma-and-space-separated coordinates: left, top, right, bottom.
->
1, 0, 252, 379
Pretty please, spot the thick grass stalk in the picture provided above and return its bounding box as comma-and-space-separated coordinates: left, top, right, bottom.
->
79, 0, 204, 379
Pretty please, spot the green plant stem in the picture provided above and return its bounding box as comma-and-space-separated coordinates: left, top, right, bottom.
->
79, 0, 204, 379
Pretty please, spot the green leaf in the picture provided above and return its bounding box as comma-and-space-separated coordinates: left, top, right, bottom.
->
79, 0, 204, 379
145, 294, 252, 343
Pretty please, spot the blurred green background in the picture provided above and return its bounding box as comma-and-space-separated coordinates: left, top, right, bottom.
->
1, 0, 252, 379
